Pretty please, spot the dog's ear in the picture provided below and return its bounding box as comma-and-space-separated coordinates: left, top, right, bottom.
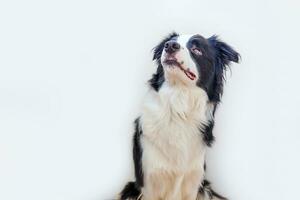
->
208, 35, 240, 68
208, 35, 240, 103
153, 32, 179, 64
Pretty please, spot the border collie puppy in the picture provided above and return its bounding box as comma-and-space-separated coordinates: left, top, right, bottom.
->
118, 33, 240, 200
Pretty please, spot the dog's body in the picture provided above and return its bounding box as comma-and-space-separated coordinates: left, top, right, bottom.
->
118, 33, 239, 200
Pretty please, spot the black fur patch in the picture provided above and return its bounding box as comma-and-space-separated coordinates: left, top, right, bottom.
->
148, 64, 165, 92
199, 120, 215, 147
207, 35, 240, 103
199, 180, 227, 200
133, 117, 144, 186
187, 35, 216, 101
186, 34, 240, 103
119, 181, 141, 200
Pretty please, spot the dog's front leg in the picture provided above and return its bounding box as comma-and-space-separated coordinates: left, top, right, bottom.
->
165, 174, 184, 200
181, 169, 203, 200
142, 170, 184, 200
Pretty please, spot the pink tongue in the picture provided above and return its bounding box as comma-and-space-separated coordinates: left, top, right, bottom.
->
184, 69, 196, 80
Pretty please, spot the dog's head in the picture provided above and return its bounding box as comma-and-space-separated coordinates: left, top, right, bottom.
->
150, 32, 240, 102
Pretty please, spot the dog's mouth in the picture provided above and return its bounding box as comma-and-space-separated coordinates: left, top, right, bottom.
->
163, 58, 196, 81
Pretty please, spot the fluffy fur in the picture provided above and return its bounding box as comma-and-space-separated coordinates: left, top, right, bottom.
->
118, 32, 240, 200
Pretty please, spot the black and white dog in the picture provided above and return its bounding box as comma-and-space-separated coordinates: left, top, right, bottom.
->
118, 33, 240, 200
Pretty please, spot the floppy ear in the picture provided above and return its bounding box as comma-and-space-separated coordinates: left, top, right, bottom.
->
208, 35, 240, 68
153, 32, 179, 64
149, 32, 178, 91
208, 35, 240, 103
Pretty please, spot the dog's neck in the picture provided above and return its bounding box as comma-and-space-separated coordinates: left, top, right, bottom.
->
157, 81, 210, 123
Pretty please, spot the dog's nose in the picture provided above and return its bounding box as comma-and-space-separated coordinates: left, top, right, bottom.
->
164, 41, 180, 53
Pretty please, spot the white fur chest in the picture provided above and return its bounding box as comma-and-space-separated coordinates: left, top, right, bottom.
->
140, 83, 209, 173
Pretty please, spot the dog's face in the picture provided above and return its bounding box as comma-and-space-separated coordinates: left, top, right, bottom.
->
161, 34, 214, 85
151, 33, 240, 102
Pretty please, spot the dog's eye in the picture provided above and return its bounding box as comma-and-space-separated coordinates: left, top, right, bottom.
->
191, 47, 202, 56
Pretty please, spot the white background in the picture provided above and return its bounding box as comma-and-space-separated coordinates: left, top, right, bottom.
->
0, 0, 299, 199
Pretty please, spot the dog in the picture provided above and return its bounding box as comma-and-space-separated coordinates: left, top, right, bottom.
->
118, 33, 240, 200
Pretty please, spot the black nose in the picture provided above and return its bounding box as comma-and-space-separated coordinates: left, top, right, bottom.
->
164, 41, 180, 53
